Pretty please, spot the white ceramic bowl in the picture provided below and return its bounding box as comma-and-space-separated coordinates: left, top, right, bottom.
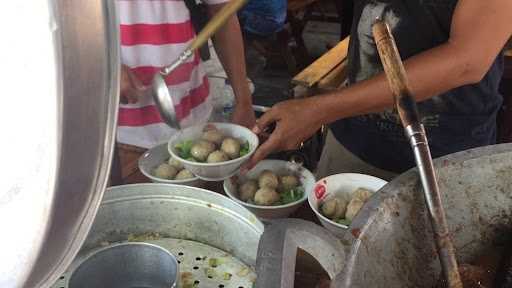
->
168, 123, 259, 181
224, 160, 316, 219
308, 173, 387, 237
138, 143, 203, 187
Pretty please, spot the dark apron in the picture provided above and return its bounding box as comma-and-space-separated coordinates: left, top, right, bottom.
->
330, 0, 504, 173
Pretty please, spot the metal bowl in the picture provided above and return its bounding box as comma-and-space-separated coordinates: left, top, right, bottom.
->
139, 143, 203, 187
168, 123, 259, 181
68, 243, 179, 288
308, 173, 387, 237
224, 160, 316, 219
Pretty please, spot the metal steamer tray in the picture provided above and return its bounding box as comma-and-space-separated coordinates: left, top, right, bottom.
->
51, 184, 263, 288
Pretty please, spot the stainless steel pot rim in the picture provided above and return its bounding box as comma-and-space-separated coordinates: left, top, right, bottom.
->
103, 183, 265, 233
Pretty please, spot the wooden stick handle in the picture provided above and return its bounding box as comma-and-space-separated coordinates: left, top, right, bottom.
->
372, 20, 463, 288
189, 0, 248, 51
372, 20, 419, 127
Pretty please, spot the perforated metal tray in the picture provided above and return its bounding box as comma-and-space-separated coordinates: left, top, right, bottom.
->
53, 238, 256, 288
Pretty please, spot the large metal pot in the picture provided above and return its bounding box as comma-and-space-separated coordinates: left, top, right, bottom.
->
51, 184, 264, 288
0, 1, 119, 287
255, 144, 512, 287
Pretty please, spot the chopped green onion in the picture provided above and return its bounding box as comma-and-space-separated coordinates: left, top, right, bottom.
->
209, 258, 222, 268
175, 140, 194, 159
240, 141, 250, 156
336, 218, 351, 226
279, 186, 304, 205
205, 267, 217, 278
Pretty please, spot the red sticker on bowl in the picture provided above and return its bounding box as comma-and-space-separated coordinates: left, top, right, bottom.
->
314, 184, 326, 200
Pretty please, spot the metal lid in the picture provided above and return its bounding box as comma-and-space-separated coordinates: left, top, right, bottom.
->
0, 1, 119, 287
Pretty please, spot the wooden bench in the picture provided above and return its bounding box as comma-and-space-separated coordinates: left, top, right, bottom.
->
292, 36, 350, 93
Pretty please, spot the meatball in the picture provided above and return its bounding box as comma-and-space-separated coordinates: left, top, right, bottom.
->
175, 169, 194, 180
258, 170, 279, 190
345, 198, 365, 221
280, 175, 299, 191
202, 129, 225, 145
352, 188, 373, 202
221, 137, 241, 159
238, 180, 258, 202
254, 187, 280, 206
333, 198, 348, 219
321, 198, 338, 218
321, 198, 348, 220
191, 140, 216, 162
207, 150, 229, 163
154, 163, 178, 180
168, 157, 184, 170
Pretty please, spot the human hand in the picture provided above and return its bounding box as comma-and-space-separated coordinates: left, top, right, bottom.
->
243, 98, 323, 171
120, 65, 145, 104
231, 102, 256, 128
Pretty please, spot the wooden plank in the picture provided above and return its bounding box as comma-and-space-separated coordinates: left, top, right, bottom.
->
292, 36, 350, 87
317, 58, 348, 90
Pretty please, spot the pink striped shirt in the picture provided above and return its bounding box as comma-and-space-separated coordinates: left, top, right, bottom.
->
116, 0, 227, 148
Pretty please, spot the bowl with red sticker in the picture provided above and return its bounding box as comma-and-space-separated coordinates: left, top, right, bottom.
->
308, 173, 387, 237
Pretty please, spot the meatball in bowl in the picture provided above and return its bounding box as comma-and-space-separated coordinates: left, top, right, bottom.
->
138, 142, 202, 187
224, 160, 316, 219
168, 123, 258, 181
308, 173, 387, 237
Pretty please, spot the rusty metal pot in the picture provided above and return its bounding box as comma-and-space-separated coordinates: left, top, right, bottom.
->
255, 144, 512, 287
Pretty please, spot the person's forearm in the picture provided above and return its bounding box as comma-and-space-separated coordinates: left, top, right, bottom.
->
208, 5, 252, 107
313, 41, 494, 125
313, 0, 512, 126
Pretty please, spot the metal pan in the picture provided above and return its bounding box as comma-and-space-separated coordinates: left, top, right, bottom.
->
0, 1, 119, 287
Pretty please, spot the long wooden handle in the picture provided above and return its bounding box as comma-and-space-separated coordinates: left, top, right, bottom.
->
372, 20, 463, 288
372, 20, 419, 127
189, 0, 248, 51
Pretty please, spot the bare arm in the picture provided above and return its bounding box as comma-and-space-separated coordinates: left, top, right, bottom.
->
311, 0, 512, 124
207, 3, 255, 127
247, 0, 512, 167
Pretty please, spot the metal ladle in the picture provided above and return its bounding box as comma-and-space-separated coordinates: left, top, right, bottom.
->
152, 0, 248, 129
372, 20, 463, 287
